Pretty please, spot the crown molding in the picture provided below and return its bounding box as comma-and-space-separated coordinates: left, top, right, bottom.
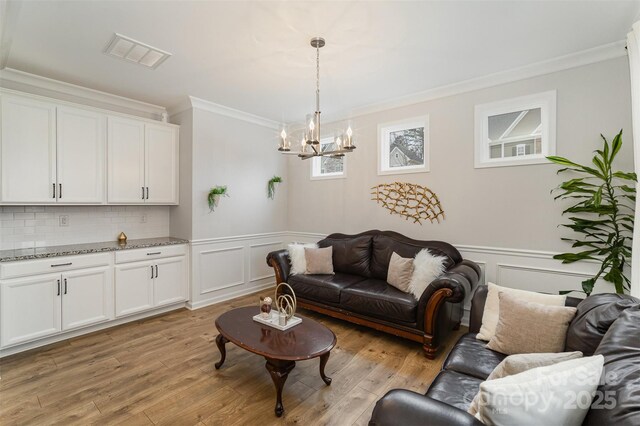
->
322, 40, 628, 123
0, 67, 167, 118
168, 96, 281, 130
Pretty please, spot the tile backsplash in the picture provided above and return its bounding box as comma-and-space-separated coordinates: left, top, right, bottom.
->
0, 206, 170, 250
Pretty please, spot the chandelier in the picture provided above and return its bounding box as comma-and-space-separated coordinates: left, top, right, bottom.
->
278, 37, 355, 159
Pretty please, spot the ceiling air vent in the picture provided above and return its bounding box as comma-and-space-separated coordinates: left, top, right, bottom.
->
104, 33, 171, 69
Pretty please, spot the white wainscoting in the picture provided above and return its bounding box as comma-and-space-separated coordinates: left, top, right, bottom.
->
188, 232, 612, 322
189, 233, 287, 309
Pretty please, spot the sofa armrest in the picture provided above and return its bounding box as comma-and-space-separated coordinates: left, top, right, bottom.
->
266, 249, 290, 284
417, 266, 476, 328
369, 390, 483, 426
469, 284, 488, 333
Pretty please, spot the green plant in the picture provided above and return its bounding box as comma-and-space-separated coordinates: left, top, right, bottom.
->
547, 130, 635, 295
267, 176, 283, 200
207, 185, 229, 212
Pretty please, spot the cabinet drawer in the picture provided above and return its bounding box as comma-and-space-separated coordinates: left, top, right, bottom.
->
115, 244, 187, 264
0, 253, 112, 280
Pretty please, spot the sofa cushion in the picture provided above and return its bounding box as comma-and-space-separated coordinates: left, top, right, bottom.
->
318, 235, 372, 277
425, 370, 482, 411
340, 278, 418, 323
288, 272, 365, 304
566, 293, 639, 356
584, 306, 640, 426
443, 333, 506, 380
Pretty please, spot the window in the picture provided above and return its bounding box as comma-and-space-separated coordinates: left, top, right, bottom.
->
311, 137, 346, 179
475, 91, 556, 168
378, 116, 429, 175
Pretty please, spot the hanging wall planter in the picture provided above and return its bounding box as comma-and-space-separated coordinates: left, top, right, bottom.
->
208, 185, 229, 212
267, 176, 283, 200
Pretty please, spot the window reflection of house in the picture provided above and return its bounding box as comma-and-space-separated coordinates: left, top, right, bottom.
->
389, 146, 422, 167
488, 108, 542, 159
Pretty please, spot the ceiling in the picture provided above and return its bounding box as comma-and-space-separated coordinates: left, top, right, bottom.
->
2, 1, 640, 123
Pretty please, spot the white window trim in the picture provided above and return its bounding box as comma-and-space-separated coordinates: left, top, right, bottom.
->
378, 115, 430, 175
310, 137, 347, 180
474, 90, 556, 169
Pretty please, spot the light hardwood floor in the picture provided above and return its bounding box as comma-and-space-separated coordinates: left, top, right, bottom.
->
0, 291, 465, 425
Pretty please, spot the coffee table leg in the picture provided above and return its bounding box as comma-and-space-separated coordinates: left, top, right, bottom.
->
214, 334, 228, 369
319, 351, 332, 385
265, 358, 296, 417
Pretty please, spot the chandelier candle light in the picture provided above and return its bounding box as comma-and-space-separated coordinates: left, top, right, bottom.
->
278, 37, 356, 159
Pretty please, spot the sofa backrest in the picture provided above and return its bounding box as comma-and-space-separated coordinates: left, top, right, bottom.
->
584, 306, 640, 426
565, 293, 639, 355
318, 230, 463, 280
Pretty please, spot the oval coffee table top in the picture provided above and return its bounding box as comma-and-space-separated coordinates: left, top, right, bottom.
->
215, 306, 336, 361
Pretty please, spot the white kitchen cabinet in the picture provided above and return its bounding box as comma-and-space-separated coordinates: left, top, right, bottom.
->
0, 95, 57, 203
108, 117, 178, 204
114, 247, 187, 317
0, 273, 62, 347
154, 256, 187, 307
56, 106, 106, 203
61, 266, 113, 331
107, 116, 146, 203
145, 123, 178, 204
0, 253, 114, 348
114, 261, 155, 317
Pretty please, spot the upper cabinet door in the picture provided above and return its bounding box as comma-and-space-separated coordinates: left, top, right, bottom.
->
107, 116, 145, 203
1, 95, 57, 203
145, 124, 178, 204
57, 107, 106, 204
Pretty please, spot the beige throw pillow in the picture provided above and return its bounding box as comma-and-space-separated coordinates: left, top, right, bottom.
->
476, 282, 566, 341
304, 246, 334, 275
387, 252, 414, 292
486, 292, 577, 355
467, 351, 583, 416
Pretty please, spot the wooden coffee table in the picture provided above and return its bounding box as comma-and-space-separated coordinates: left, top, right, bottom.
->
214, 306, 337, 417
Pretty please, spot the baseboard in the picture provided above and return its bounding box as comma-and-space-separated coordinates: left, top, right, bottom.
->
187, 281, 273, 310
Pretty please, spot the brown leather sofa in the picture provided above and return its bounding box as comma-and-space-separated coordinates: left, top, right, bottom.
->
266, 230, 480, 358
369, 285, 640, 425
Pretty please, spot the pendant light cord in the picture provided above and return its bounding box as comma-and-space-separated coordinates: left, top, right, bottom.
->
316, 45, 320, 113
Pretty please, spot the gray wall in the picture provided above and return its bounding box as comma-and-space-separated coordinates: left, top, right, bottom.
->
287, 57, 633, 252
169, 108, 193, 240
186, 108, 288, 240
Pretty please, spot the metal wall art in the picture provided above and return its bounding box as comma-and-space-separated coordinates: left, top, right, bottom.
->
371, 182, 445, 224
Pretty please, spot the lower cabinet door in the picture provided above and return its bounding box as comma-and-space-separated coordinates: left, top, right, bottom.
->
62, 266, 113, 331
115, 262, 154, 317
0, 274, 62, 347
154, 256, 187, 307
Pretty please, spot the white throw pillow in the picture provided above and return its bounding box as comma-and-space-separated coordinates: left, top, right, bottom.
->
475, 355, 604, 426
407, 249, 446, 300
288, 243, 318, 275
476, 282, 566, 341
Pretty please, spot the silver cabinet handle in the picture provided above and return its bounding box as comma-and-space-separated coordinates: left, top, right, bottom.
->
64, 278, 67, 294
150, 265, 154, 279
53, 183, 56, 199
59, 183, 62, 199
57, 279, 60, 296
146, 252, 161, 256
146, 187, 149, 200
51, 262, 72, 267
155, 265, 158, 279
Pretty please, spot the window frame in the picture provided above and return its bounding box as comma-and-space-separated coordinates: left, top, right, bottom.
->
377, 115, 430, 176
310, 137, 347, 180
474, 90, 556, 169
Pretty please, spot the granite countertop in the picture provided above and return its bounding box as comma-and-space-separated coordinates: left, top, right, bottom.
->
0, 237, 189, 263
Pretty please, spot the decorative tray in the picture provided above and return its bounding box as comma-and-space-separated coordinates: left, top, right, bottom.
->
253, 312, 302, 331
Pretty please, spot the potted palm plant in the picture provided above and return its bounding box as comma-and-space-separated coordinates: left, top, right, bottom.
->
547, 130, 635, 295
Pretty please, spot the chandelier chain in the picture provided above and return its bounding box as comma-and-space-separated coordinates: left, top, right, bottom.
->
316, 45, 320, 112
